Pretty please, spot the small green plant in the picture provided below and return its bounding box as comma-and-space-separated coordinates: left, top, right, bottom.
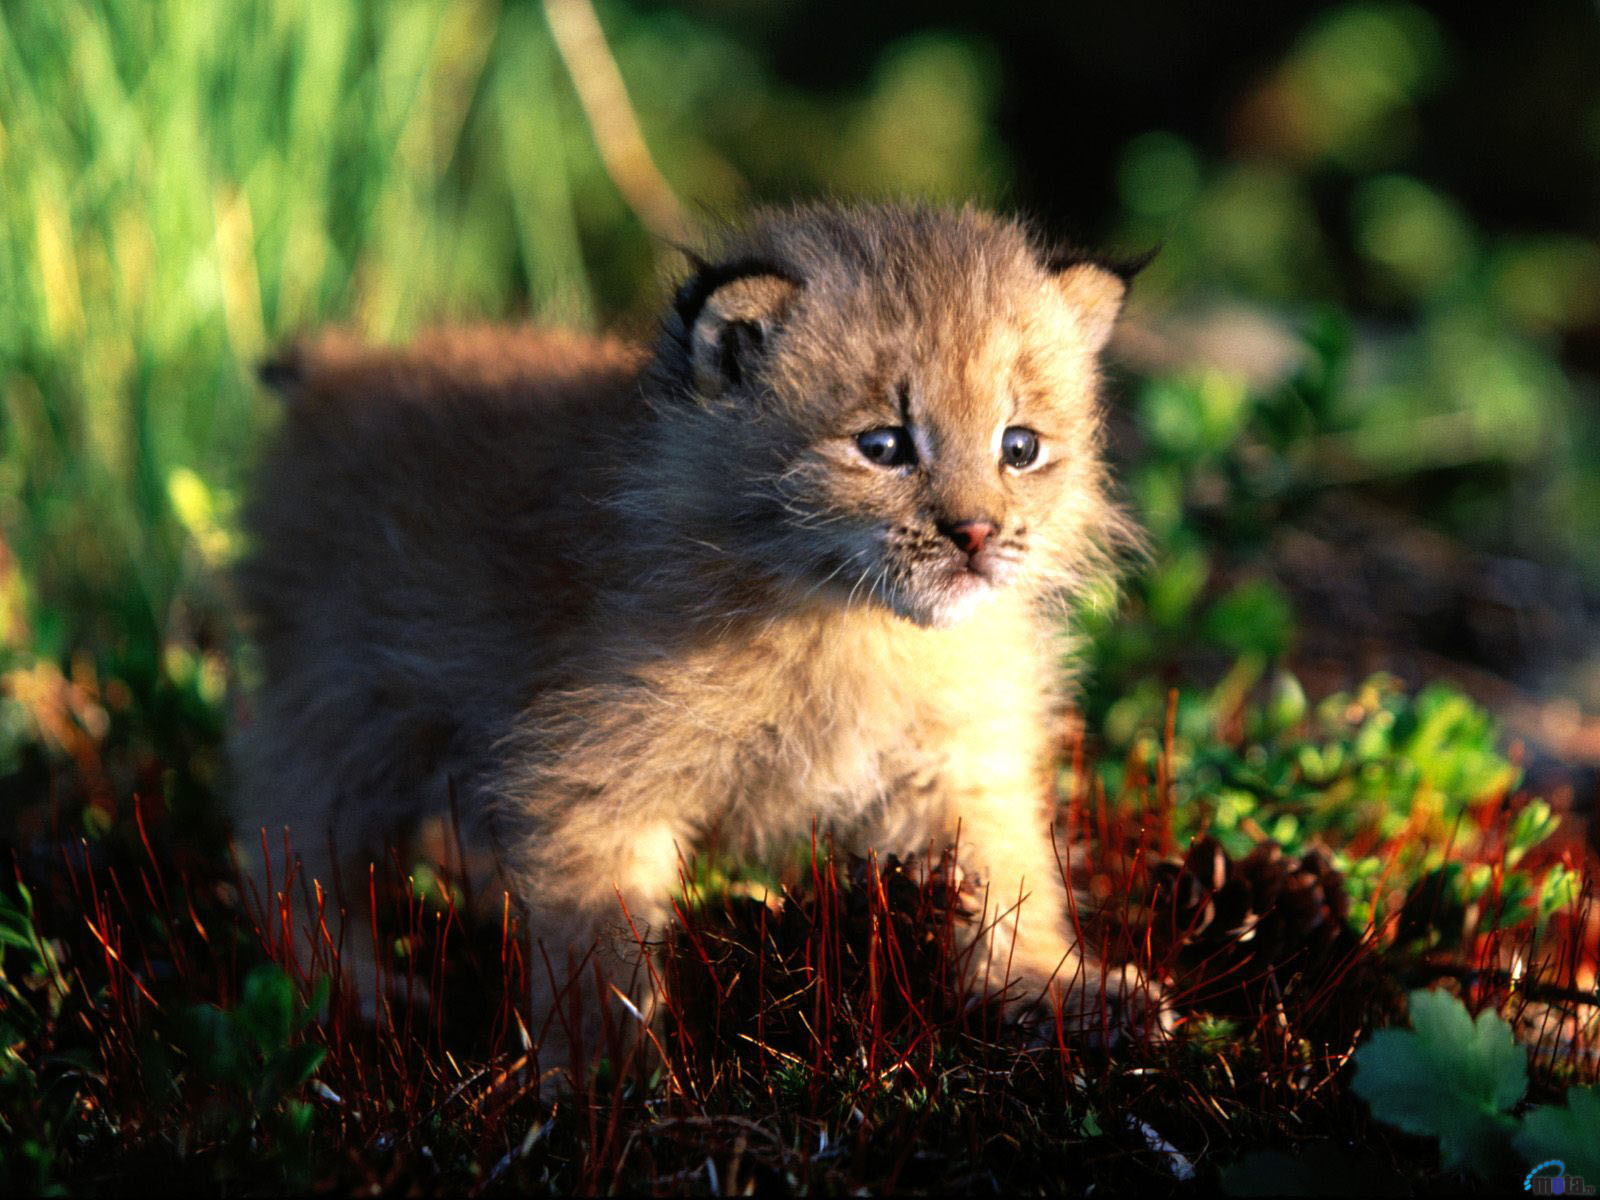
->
0, 883, 67, 1034
1516, 1088, 1600, 1185
1079, 318, 1352, 721
0, 883, 72, 1197
153, 965, 331, 1189
1083, 669, 1557, 935
1351, 989, 1600, 1183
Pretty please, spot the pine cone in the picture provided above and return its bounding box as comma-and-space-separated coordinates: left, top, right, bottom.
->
1151, 835, 1360, 1023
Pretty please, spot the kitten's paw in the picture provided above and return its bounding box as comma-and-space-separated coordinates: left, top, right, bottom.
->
896, 852, 980, 922
1011, 964, 1173, 1049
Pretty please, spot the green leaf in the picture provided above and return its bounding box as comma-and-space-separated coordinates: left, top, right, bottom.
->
257, 1042, 327, 1108
1351, 989, 1526, 1178
1537, 865, 1581, 924
1202, 579, 1294, 659
304, 976, 332, 1026
281, 1098, 316, 1140
1146, 540, 1211, 630
239, 965, 295, 1051
1505, 800, 1557, 865
1513, 1086, 1600, 1182
184, 1003, 243, 1081
1265, 670, 1308, 737
1480, 872, 1536, 931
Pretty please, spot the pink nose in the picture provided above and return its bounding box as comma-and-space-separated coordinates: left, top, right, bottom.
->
941, 519, 996, 556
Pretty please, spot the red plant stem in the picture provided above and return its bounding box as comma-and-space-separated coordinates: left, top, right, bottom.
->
866, 853, 882, 1084
132, 797, 193, 988
105, 865, 160, 1004
258, 826, 278, 958
616, 889, 689, 1099
1159, 687, 1178, 857
1094, 776, 1110, 869
1066, 725, 1085, 847
82, 912, 160, 1010
756, 897, 768, 1086
368, 862, 385, 1030
808, 825, 828, 1084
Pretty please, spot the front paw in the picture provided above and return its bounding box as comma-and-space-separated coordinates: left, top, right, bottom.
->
1009, 963, 1173, 1048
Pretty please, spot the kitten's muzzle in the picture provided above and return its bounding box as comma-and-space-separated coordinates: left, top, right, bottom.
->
937, 517, 998, 557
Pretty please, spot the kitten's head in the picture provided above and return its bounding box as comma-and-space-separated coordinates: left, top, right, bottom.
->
648, 203, 1138, 628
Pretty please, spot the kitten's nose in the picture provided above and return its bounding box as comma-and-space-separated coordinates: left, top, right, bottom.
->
939, 518, 997, 556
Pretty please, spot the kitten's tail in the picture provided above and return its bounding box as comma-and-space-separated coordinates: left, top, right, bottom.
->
256, 352, 304, 396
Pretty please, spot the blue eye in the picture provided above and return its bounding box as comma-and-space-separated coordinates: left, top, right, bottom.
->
1001, 426, 1040, 469
856, 426, 916, 467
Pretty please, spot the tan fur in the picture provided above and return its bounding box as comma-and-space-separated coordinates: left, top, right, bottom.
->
232, 203, 1142, 1077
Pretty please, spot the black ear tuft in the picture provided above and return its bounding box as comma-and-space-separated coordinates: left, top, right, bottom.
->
673, 256, 800, 342
674, 258, 803, 398
1037, 239, 1145, 353
1040, 243, 1161, 285
1102, 244, 1161, 283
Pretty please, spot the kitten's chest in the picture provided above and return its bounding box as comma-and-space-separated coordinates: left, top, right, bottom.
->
661, 619, 983, 838
710, 688, 928, 848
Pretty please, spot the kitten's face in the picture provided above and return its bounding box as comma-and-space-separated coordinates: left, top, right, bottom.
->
673, 207, 1127, 628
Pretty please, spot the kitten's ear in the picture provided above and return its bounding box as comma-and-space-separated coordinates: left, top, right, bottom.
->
677, 263, 801, 397
1041, 248, 1154, 354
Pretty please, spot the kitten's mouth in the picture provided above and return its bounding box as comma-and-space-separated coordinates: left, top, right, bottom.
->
940, 566, 992, 602
960, 555, 1001, 583
899, 553, 1016, 626
942, 558, 993, 585
945, 546, 1019, 586
808, 537, 1022, 627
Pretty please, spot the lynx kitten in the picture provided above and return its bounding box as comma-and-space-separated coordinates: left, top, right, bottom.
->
234, 203, 1151, 1076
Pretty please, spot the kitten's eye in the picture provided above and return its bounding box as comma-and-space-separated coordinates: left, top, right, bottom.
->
1000, 426, 1041, 470
855, 426, 916, 468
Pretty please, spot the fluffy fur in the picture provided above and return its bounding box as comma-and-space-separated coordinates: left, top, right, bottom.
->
233, 203, 1143, 1076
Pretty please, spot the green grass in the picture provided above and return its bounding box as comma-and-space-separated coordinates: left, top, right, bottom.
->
0, 0, 633, 674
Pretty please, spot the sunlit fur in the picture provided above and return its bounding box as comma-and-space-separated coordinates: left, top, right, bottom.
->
233, 203, 1143, 1077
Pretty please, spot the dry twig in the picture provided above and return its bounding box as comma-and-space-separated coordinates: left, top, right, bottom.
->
543, 0, 691, 244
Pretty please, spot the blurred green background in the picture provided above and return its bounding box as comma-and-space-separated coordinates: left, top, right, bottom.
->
2, 0, 1599, 811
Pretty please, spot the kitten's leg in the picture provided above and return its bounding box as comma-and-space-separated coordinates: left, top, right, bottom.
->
872, 761, 1163, 1040
933, 775, 1082, 1008
232, 820, 403, 1020
519, 818, 686, 1088
230, 721, 425, 1018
